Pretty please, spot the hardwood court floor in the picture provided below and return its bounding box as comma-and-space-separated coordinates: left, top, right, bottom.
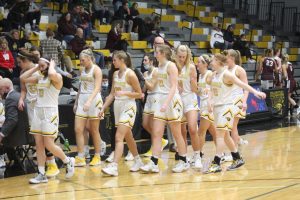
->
0, 125, 300, 200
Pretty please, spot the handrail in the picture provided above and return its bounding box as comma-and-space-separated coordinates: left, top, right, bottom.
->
151, 12, 162, 24
186, 1, 197, 22
151, 4, 163, 16
182, 26, 193, 47
243, 28, 254, 44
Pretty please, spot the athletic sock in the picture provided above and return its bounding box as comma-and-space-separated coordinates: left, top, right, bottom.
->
231, 152, 241, 160
151, 156, 158, 165
38, 166, 45, 175
179, 155, 187, 163
213, 155, 221, 165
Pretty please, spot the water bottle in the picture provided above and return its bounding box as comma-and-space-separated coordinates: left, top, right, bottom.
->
64, 139, 70, 152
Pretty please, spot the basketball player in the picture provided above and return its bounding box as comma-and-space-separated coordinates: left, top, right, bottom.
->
142, 53, 168, 157
206, 53, 265, 173
21, 58, 75, 184
175, 45, 201, 169
274, 49, 282, 88
18, 50, 60, 178
140, 44, 189, 173
196, 54, 216, 164
282, 54, 299, 115
224, 49, 249, 147
73, 49, 103, 167
257, 49, 278, 90
99, 51, 144, 176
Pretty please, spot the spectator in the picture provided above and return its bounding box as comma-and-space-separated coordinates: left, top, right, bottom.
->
69, 27, 91, 56
6, 0, 29, 29
0, 38, 14, 79
112, 0, 123, 12
69, 28, 104, 68
129, 2, 140, 32
210, 24, 225, 50
26, 0, 41, 31
137, 17, 156, 43
40, 29, 63, 67
113, 1, 133, 33
91, 0, 112, 26
105, 22, 128, 51
57, 13, 77, 44
233, 34, 254, 62
223, 25, 234, 49
79, 6, 92, 39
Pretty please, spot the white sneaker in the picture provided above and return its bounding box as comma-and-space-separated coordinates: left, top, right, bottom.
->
70, 88, 78, 96
172, 160, 190, 173
84, 146, 90, 159
0, 155, 5, 168
221, 153, 233, 163
100, 140, 106, 156
130, 158, 143, 172
29, 173, 48, 184
140, 160, 159, 173
125, 152, 134, 161
106, 151, 114, 163
65, 157, 75, 179
188, 154, 196, 166
194, 156, 203, 170
238, 138, 249, 145
102, 163, 118, 176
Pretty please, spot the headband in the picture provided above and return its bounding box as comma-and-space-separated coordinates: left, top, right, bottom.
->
17, 53, 28, 58
39, 58, 50, 64
200, 56, 210, 65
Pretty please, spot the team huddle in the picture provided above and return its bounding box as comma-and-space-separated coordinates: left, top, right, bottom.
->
16, 40, 266, 184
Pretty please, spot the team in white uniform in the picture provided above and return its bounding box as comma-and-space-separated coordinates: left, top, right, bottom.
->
142, 54, 169, 157
74, 49, 103, 167
100, 50, 143, 176
224, 49, 249, 147
175, 45, 201, 169
76, 64, 103, 119
141, 44, 189, 173
196, 55, 217, 163
206, 53, 265, 173
21, 57, 75, 184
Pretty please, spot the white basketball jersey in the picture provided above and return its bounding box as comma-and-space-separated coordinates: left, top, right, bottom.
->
228, 65, 244, 96
179, 66, 192, 96
145, 68, 159, 94
80, 65, 97, 94
211, 69, 234, 106
114, 68, 134, 100
36, 76, 60, 107
25, 71, 40, 102
157, 61, 177, 94
198, 70, 211, 101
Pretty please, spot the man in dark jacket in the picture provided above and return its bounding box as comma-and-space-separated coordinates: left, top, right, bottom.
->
0, 78, 30, 146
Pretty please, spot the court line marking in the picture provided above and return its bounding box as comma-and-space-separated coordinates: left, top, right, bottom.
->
246, 183, 299, 200
1, 177, 300, 199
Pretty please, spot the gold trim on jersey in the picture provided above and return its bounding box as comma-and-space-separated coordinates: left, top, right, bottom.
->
30, 130, 58, 136
222, 109, 233, 117
173, 100, 183, 109
234, 98, 243, 105
95, 99, 102, 108
216, 123, 233, 130
51, 115, 58, 123
117, 120, 134, 128
200, 113, 214, 122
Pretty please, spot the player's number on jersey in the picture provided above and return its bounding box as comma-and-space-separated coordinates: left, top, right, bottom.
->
266, 60, 274, 67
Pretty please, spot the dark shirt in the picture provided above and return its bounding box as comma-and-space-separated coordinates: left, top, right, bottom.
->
69, 35, 87, 55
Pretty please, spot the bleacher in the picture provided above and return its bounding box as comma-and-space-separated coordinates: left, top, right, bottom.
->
29, 0, 300, 83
